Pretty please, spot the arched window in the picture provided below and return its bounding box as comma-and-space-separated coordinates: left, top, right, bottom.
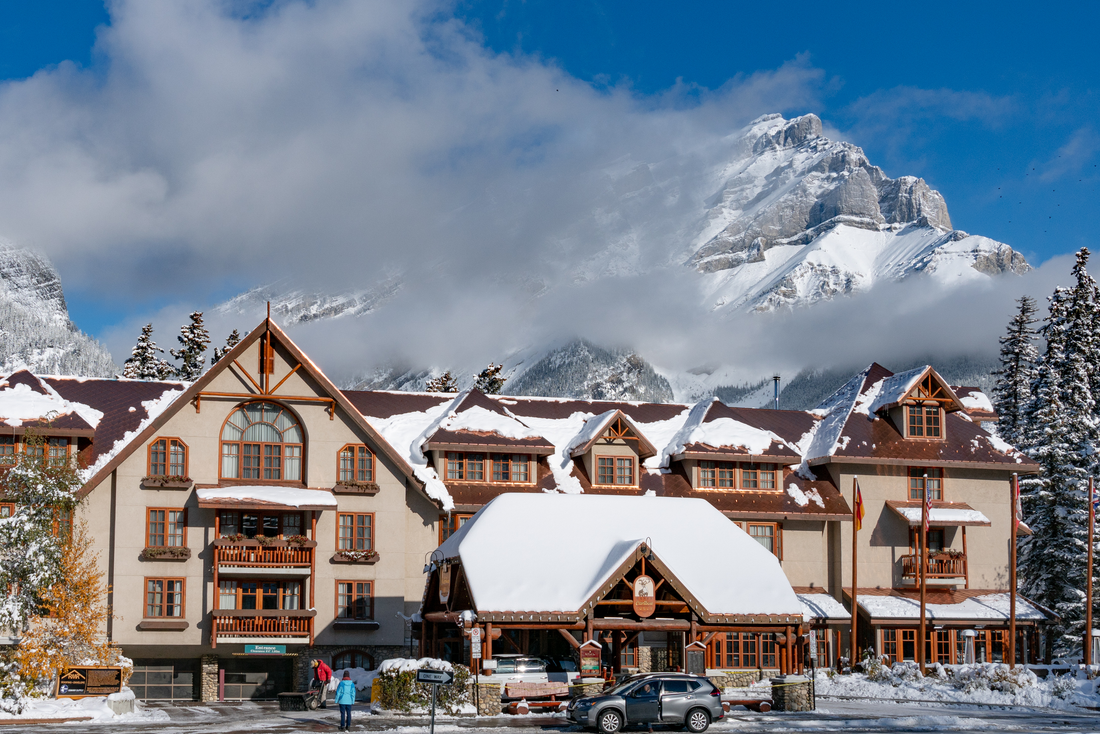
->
220, 402, 303, 481
331, 649, 375, 671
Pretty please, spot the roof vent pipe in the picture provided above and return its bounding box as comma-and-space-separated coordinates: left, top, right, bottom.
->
773, 374, 781, 410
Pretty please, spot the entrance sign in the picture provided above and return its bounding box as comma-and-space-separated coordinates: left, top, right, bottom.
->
56, 667, 123, 698
245, 644, 286, 655
633, 574, 656, 618
416, 669, 455, 685
439, 564, 451, 604
579, 640, 602, 677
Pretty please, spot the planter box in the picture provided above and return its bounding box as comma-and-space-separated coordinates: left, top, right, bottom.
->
330, 551, 379, 565
141, 477, 193, 490
332, 482, 380, 496
140, 546, 192, 561
137, 619, 189, 631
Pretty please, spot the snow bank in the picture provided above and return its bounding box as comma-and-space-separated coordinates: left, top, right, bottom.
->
380, 658, 455, 674
0, 688, 168, 722
959, 391, 994, 413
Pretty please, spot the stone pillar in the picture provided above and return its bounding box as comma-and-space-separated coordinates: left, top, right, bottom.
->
474, 682, 502, 716
769, 675, 811, 712
200, 655, 219, 703
637, 646, 653, 673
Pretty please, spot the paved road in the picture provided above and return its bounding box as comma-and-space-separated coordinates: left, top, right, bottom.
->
2, 699, 1098, 733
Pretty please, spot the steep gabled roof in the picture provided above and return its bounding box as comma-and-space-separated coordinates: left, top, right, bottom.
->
567, 409, 658, 460
0, 370, 106, 436
667, 399, 805, 463
868, 365, 964, 414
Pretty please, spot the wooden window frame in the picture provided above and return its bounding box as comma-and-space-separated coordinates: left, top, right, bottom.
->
216, 579, 301, 611
442, 452, 532, 485
439, 513, 474, 545
337, 444, 375, 484
332, 649, 376, 670
594, 455, 636, 487
148, 437, 189, 478
745, 521, 782, 559
740, 462, 779, 491
0, 435, 17, 467
144, 577, 185, 618
51, 508, 72, 539
337, 512, 374, 551
908, 467, 944, 501
905, 404, 944, 440
219, 401, 305, 484
0, 502, 14, 518
335, 580, 374, 620
219, 510, 303, 539
146, 507, 188, 548
44, 437, 71, 467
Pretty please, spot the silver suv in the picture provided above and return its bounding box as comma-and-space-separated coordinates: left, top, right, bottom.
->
567, 673, 724, 733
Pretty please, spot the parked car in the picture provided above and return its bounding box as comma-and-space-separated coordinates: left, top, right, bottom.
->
567, 672, 723, 733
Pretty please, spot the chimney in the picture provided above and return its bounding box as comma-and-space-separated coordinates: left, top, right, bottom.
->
773, 374, 781, 410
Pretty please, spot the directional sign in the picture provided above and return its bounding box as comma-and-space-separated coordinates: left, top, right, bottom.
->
416, 669, 455, 685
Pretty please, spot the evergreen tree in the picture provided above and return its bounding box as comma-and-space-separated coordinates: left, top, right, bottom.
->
992, 296, 1039, 449
425, 371, 458, 393
1018, 248, 1099, 657
122, 323, 173, 380
170, 311, 210, 380
210, 329, 241, 365
474, 363, 505, 394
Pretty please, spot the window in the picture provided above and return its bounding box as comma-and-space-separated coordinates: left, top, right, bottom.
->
338, 444, 374, 483
620, 641, 637, 668
445, 452, 527, 483
218, 510, 302, 539
0, 503, 13, 518
814, 629, 829, 668
220, 402, 303, 481
907, 405, 942, 438
909, 527, 945, 553
336, 580, 373, 620
147, 508, 186, 547
882, 629, 897, 660
338, 513, 373, 551
710, 633, 758, 668
46, 437, 69, 467
217, 579, 300, 610
760, 633, 777, 668
333, 650, 375, 670
439, 513, 473, 544
908, 467, 943, 500
741, 463, 777, 490
747, 522, 781, 558
52, 509, 72, 539
149, 438, 187, 477
145, 578, 184, 618
698, 461, 737, 489
0, 436, 17, 466
491, 454, 531, 483
596, 456, 635, 486
445, 452, 484, 481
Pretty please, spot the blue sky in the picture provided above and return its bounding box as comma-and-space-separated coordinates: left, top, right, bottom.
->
0, 0, 1096, 373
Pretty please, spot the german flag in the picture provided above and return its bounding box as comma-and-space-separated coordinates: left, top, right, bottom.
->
854, 480, 865, 531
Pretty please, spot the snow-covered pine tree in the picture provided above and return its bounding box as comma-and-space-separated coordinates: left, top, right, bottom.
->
992, 296, 1039, 449
210, 329, 241, 365
170, 311, 211, 380
425, 371, 458, 393
474, 363, 505, 394
1018, 248, 1099, 658
122, 323, 173, 380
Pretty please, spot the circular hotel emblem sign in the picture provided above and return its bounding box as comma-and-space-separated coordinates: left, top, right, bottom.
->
633, 574, 656, 618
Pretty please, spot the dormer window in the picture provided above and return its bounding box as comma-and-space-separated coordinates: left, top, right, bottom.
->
907, 405, 942, 438
596, 456, 635, 486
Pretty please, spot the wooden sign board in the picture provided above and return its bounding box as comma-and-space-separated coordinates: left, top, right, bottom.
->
56, 667, 123, 698
439, 564, 451, 604
579, 641, 602, 677
684, 645, 706, 676
632, 574, 656, 618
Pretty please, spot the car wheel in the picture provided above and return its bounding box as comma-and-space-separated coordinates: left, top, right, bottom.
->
684, 708, 710, 733
597, 708, 624, 734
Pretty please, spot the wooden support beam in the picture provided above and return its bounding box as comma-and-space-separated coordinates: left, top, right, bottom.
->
556, 628, 580, 649
701, 631, 720, 646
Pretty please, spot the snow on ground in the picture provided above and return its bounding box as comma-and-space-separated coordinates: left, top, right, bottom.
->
815, 663, 1100, 711
0, 689, 168, 723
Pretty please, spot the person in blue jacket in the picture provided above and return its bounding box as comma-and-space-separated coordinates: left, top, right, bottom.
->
335, 670, 356, 731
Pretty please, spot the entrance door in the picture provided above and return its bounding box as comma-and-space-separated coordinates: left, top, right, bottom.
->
221, 657, 295, 700
129, 659, 198, 701
625, 681, 661, 723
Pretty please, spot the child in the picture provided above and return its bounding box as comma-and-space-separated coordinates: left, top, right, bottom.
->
335, 670, 356, 731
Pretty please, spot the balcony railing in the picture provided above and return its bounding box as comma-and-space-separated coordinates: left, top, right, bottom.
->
213, 538, 316, 568
901, 553, 967, 579
211, 609, 315, 646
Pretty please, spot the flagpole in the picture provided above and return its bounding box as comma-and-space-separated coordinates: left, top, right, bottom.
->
919, 473, 929, 675
1010, 473, 1018, 668
1086, 476, 1094, 666
851, 476, 859, 667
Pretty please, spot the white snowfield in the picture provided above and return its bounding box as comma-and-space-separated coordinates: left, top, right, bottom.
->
857, 592, 1047, 622
436, 494, 802, 618
195, 486, 338, 508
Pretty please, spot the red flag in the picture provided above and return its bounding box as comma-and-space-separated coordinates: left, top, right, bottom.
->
1015, 480, 1024, 528
854, 481, 865, 531
923, 474, 933, 534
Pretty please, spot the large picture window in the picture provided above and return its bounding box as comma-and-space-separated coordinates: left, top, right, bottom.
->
149, 438, 188, 477
220, 402, 303, 481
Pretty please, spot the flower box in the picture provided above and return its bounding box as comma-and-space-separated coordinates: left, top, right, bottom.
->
331, 550, 379, 564
332, 481, 380, 496
214, 537, 317, 548
140, 546, 192, 561
141, 476, 193, 490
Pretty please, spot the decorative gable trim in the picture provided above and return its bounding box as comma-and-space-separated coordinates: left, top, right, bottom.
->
568, 410, 657, 460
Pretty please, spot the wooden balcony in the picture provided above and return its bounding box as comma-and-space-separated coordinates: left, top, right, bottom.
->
210, 609, 315, 646
213, 538, 315, 569
900, 553, 967, 580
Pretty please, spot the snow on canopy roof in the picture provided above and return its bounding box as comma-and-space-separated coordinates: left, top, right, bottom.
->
886, 501, 991, 527
196, 486, 338, 509
798, 593, 851, 622
857, 592, 1048, 622
0, 371, 104, 429
437, 493, 801, 617
954, 387, 995, 415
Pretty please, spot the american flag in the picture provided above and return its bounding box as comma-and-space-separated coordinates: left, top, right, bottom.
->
923, 474, 933, 534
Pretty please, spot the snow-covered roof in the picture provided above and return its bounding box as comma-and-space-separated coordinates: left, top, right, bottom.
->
866, 367, 929, 414
886, 501, 991, 527
0, 372, 104, 430
798, 593, 851, 622
437, 493, 802, 619
196, 486, 338, 509
857, 592, 1048, 622
567, 409, 658, 459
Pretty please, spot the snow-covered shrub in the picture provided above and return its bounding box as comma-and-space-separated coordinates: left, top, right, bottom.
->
374, 658, 470, 714
0, 657, 32, 713
1051, 674, 1077, 699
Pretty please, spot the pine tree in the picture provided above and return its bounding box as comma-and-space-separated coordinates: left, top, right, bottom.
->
1018, 248, 1099, 657
210, 329, 241, 365
992, 296, 1039, 449
122, 324, 173, 380
170, 311, 210, 380
474, 363, 505, 394
0, 432, 81, 634
425, 371, 458, 393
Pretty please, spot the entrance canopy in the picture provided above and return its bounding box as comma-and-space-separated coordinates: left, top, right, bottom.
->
433, 493, 802, 624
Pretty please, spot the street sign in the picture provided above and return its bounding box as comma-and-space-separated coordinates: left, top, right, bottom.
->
416, 669, 455, 685
470, 626, 482, 659
470, 627, 481, 642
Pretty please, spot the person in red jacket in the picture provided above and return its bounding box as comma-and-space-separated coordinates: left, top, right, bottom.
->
311, 659, 333, 708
